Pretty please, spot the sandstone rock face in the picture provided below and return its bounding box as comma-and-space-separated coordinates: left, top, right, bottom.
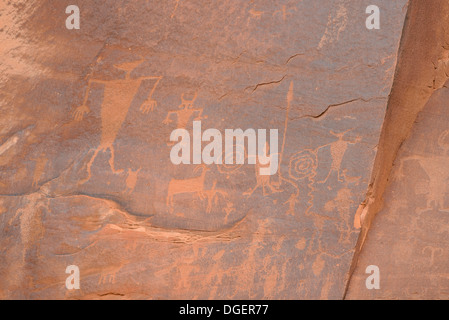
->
345, 1, 449, 300
346, 81, 449, 299
0, 0, 407, 299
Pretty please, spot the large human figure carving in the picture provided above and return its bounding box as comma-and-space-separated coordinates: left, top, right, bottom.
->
73, 57, 162, 184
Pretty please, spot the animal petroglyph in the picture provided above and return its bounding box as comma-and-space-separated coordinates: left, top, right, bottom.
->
166, 165, 210, 212
98, 264, 124, 285
74, 57, 162, 184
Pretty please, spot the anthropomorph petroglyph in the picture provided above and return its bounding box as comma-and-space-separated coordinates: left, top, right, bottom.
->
244, 143, 281, 197
201, 181, 228, 214
318, 129, 361, 184
243, 81, 300, 212
73, 57, 162, 184
163, 92, 204, 130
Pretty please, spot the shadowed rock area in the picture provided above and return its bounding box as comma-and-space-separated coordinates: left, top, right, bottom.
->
0, 0, 408, 299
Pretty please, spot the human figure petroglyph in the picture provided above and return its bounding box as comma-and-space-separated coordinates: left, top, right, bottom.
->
163, 92, 204, 129
166, 165, 210, 211
242, 81, 300, 209
285, 126, 360, 215
318, 129, 361, 184
244, 143, 281, 197
74, 57, 162, 184
201, 181, 228, 214
286, 128, 358, 186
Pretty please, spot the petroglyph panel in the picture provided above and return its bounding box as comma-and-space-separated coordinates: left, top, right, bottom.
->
0, 0, 407, 299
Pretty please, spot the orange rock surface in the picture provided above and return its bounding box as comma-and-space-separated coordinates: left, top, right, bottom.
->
2, 0, 446, 300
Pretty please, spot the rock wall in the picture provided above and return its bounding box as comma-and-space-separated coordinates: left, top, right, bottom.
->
346, 0, 449, 300
0, 0, 419, 299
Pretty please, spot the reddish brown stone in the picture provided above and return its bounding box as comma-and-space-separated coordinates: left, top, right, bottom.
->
0, 0, 408, 299
346, 80, 449, 300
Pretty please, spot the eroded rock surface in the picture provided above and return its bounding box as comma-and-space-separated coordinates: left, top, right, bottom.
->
0, 0, 407, 299
346, 80, 449, 300
345, 0, 449, 300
